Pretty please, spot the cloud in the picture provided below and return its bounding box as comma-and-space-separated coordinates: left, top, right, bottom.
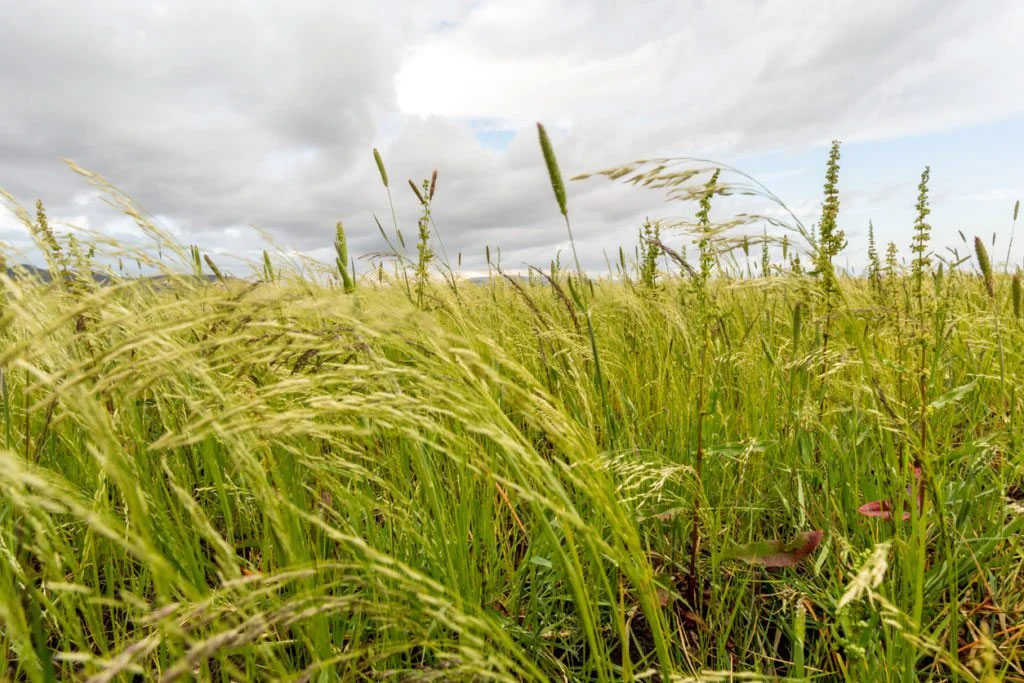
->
0, 0, 1021, 275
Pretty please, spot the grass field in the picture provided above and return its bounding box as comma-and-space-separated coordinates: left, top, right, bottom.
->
0, 135, 1022, 681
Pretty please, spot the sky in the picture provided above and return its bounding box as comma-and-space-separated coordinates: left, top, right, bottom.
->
0, 0, 1022, 276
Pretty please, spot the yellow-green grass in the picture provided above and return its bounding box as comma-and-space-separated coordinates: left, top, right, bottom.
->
0, 148, 1022, 680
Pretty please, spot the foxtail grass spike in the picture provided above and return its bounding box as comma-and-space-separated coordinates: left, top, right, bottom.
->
373, 148, 388, 188
203, 254, 226, 284
537, 123, 567, 216
409, 179, 425, 205
975, 236, 994, 298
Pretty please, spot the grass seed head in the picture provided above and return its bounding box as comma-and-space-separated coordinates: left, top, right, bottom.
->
537, 122, 567, 216
975, 236, 994, 298
373, 148, 389, 188
409, 179, 426, 205
1012, 272, 1021, 318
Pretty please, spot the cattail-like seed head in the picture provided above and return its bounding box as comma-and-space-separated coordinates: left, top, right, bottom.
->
1015, 200, 1020, 222
373, 148, 388, 188
975, 236, 994, 298
537, 122, 567, 216
1012, 273, 1022, 318
429, 169, 438, 200
409, 179, 425, 205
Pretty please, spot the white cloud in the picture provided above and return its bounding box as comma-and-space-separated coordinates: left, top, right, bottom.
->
0, 0, 1021, 274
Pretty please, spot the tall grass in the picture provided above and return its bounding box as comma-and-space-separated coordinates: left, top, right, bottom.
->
0, 140, 1021, 682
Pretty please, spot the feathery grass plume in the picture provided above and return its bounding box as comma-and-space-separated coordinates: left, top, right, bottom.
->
975, 236, 994, 298
335, 222, 355, 293
372, 148, 388, 188
428, 169, 438, 201
203, 254, 226, 284
1012, 273, 1021, 319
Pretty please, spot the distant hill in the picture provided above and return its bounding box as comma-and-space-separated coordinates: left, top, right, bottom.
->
4, 264, 219, 285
